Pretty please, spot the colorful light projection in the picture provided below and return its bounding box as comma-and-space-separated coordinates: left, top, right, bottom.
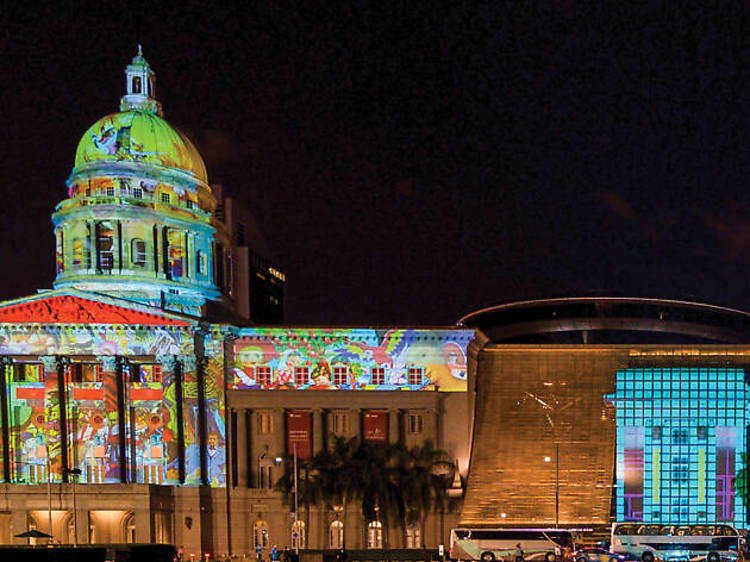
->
52, 51, 220, 316
0, 305, 226, 487
231, 328, 473, 391
607, 367, 748, 528
75, 111, 207, 182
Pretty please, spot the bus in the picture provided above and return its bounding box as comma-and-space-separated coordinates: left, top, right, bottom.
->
610, 523, 741, 562
450, 528, 577, 562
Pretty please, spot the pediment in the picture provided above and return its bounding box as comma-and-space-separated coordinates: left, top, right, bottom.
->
0, 292, 192, 325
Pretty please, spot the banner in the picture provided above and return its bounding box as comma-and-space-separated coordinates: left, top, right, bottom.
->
286, 411, 312, 459
362, 411, 388, 443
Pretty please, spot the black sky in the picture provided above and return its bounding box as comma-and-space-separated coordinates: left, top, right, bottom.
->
1, 2, 750, 324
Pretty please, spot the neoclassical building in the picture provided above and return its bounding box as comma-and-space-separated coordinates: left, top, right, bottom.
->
0, 50, 473, 558
5, 49, 750, 560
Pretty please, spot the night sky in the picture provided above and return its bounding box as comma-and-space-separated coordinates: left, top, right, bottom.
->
2, 3, 749, 325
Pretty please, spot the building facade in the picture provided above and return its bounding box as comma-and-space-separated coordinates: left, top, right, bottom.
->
4, 49, 750, 558
459, 299, 750, 531
0, 50, 473, 557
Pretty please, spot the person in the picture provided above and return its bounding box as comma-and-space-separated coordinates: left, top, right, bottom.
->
281, 546, 290, 562
271, 545, 279, 562
256, 545, 262, 562
515, 544, 524, 562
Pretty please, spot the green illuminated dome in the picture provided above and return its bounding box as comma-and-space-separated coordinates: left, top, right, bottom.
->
75, 110, 208, 183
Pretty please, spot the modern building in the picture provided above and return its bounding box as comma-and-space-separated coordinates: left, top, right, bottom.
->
0, 49, 472, 558
459, 298, 750, 531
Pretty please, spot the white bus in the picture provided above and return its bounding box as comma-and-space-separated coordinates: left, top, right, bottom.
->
610, 523, 741, 562
450, 528, 577, 562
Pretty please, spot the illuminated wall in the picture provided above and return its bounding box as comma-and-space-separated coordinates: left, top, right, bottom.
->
0, 293, 227, 488
231, 328, 472, 391
607, 367, 748, 527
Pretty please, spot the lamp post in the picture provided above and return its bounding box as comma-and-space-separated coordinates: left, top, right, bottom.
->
63, 468, 82, 546
543, 446, 560, 527
293, 444, 299, 555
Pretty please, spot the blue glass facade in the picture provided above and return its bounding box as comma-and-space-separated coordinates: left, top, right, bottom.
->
607, 368, 748, 527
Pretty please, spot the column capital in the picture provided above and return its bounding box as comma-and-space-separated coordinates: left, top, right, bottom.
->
96, 355, 118, 372
40, 355, 69, 371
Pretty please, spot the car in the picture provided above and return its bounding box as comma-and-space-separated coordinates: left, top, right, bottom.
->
572, 548, 626, 562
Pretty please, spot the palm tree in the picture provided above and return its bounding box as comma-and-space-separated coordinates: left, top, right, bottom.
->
313, 436, 361, 547
276, 438, 454, 549
397, 441, 454, 545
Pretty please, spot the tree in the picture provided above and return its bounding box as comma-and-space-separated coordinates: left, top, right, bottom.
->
275, 438, 454, 548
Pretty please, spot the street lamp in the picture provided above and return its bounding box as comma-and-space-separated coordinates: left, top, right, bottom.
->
543, 450, 559, 527
63, 468, 82, 546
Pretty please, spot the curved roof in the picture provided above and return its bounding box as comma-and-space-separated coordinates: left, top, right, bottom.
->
459, 297, 750, 344
74, 110, 207, 183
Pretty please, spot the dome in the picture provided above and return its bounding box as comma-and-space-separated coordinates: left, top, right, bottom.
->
74, 110, 208, 183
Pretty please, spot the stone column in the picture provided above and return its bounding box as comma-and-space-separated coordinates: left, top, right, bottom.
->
312, 408, 324, 454
235, 408, 248, 488
388, 410, 399, 444
157, 354, 186, 484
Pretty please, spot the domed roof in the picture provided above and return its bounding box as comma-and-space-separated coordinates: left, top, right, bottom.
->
74, 110, 208, 183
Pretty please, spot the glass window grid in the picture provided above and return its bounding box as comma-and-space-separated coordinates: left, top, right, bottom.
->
609, 367, 747, 528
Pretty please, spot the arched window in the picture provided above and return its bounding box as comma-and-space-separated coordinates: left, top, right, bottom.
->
291, 520, 305, 550
254, 520, 269, 549
330, 520, 344, 549
405, 523, 421, 548
367, 520, 383, 549
67, 514, 75, 545
131, 239, 147, 267
124, 512, 136, 543
132, 76, 142, 94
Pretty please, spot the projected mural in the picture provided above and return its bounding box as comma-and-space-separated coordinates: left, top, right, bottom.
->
607, 367, 748, 528
231, 328, 472, 391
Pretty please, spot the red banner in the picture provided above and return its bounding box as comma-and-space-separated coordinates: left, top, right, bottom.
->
362, 411, 388, 443
286, 411, 312, 459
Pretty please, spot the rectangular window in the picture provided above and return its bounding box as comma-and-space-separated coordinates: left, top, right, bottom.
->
161, 193, 170, 204
256, 366, 272, 386
671, 457, 690, 482
672, 429, 689, 444
407, 367, 424, 386
371, 367, 386, 385
106, 186, 115, 197
331, 412, 349, 434
258, 413, 273, 434
407, 414, 424, 434
623, 426, 645, 522
133, 187, 143, 199
167, 229, 184, 278
258, 465, 273, 489
72, 239, 84, 266
332, 366, 348, 386
716, 427, 736, 521
186, 199, 194, 209
96, 222, 114, 270
131, 239, 147, 267
294, 367, 309, 386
